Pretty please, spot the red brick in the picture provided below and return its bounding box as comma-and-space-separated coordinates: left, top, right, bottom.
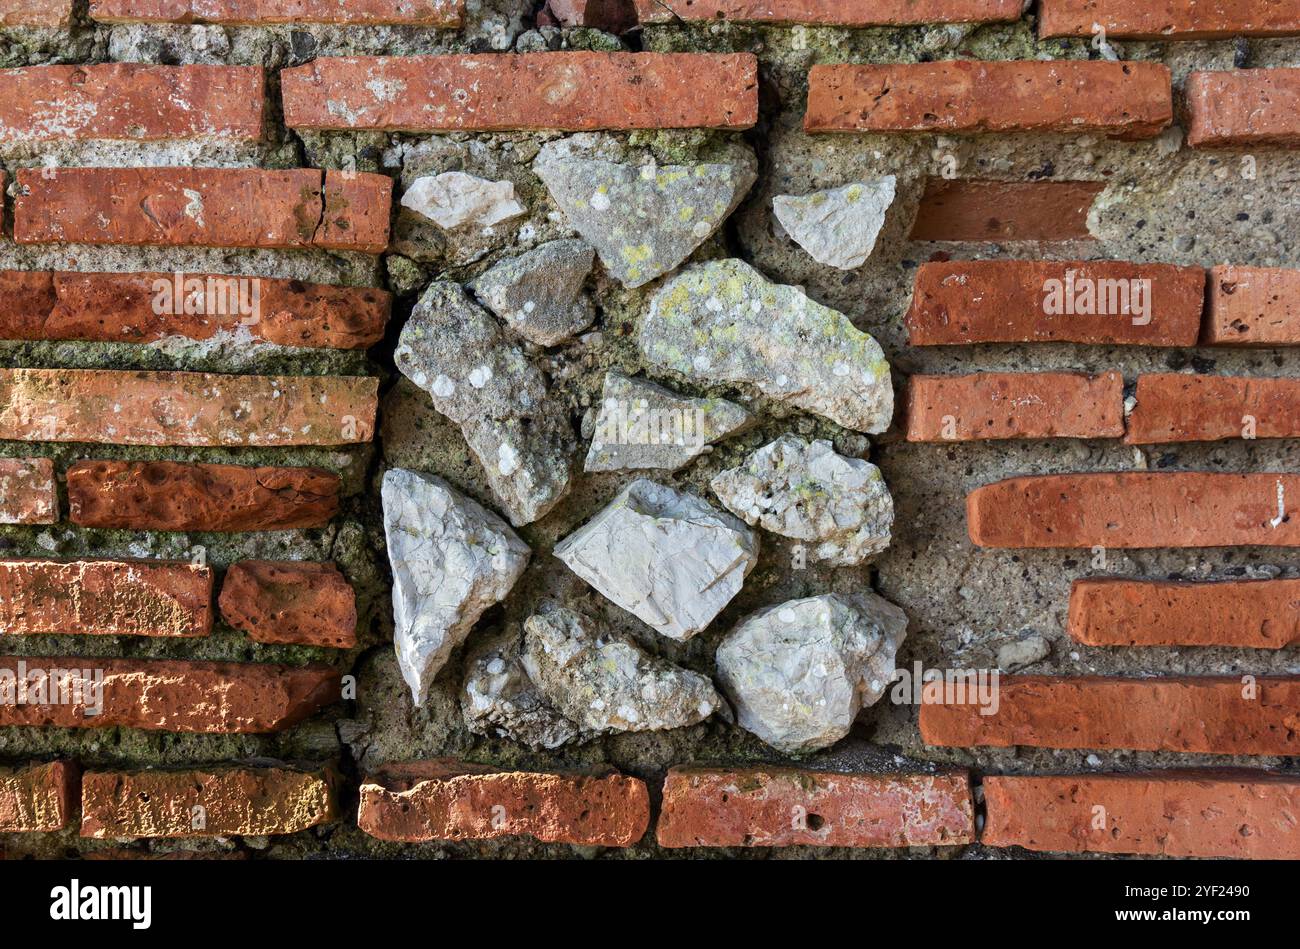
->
634, 0, 1025, 25
806, 61, 1172, 138
1040, 1, 1300, 40
1206, 265, 1300, 345
545, 0, 637, 31
1186, 68, 1300, 148
89, 0, 463, 24
1126, 373, 1300, 444
969, 473, 1300, 549
0, 64, 264, 143
0, 457, 56, 525
983, 771, 1300, 859
0, 0, 73, 26
281, 53, 758, 132
81, 766, 337, 839
0, 369, 377, 447
0, 761, 77, 832
906, 260, 1205, 345
219, 561, 356, 648
1069, 576, 1300, 648
358, 761, 650, 847
13, 168, 391, 253
906, 372, 1124, 441
0, 656, 339, 732
657, 767, 974, 849
909, 180, 1106, 242
920, 675, 1300, 754
0, 558, 213, 638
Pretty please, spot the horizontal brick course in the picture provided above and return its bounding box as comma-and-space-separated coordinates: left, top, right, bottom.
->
968, 473, 1300, 548
906, 372, 1124, 441
67, 461, 340, 532
1206, 265, 1300, 345
0, 761, 77, 832
634, 0, 1025, 25
358, 761, 650, 847
806, 61, 1172, 138
1069, 577, 1300, 648
920, 675, 1300, 754
13, 168, 391, 252
0, 368, 377, 447
657, 767, 974, 848
0, 0, 72, 26
0, 559, 213, 638
89, 0, 464, 24
1127, 373, 1300, 443
1186, 69, 1300, 148
0, 457, 56, 525
908, 180, 1105, 242
219, 561, 356, 648
1040, 1, 1300, 40
281, 52, 759, 132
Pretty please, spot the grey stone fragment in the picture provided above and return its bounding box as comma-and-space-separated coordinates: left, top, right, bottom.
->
382, 469, 531, 707
533, 137, 757, 288
711, 435, 894, 566
773, 177, 897, 270
461, 626, 581, 749
395, 282, 575, 526
469, 239, 596, 346
585, 372, 753, 473
715, 593, 908, 754
997, 633, 1051, 671
522, 606, 722, 733
401, 171, 525, 230
554, 479, 759, 642
640, 259, 894, 433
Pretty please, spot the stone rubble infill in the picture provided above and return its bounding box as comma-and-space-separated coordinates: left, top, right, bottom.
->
470, 239, 596, 347
715, 593, 909, 754
711, 435, 894, 566
521, 605, 723, 734
773, 177, 897, 270
395, 282, 575, 525
401, 172, 526, 230
533, 136, 757, 288
585, 372, 753, 473
382, 469, 531, 707
554, 479, 759, 642
641, 259, 894, 433
461, 626, 583, 750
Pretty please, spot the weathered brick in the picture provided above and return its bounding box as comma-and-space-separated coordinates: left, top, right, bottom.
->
1069, 577, 1300, 648
657, 767, 974, 849
281, 53, 758, 132
983, 771, 1300, 859
1126, 373, 1300, 444
81, 766, 337, 839
219, 561, 356, 648
0, 0, 73, 26
920, 675, 1300, 754
67, 461, 340, 532
1040, 1, 1300, 40
0, 64, 264, 143
969, 473, 1300, 548
0, 761, 77, 832
909, 180, 1106, 242
0, 457, 56, 525
906, 372, 1124, 441
634, 0, 1025, 25
358, 761, 650, 847
806, 61, 1172, 138
0, 369, 377, 447
0, 559, 213, 638
1186, 68, 1300, 148
0, 656, 339, 732
89, 0, 463, 24
906, 260, 1205, 345
13, 168, 391, 252
1206, 265, 1300, 345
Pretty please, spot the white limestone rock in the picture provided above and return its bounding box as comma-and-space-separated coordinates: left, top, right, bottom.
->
469, 239, 596, 346
401, 171, 526, 230
773, 177, 897, 270
461, 625, 582, 749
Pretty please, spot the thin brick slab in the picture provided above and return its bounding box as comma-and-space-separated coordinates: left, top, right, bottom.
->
1040, 1, 1300, 40
0, 0, 73, 26
89, 0, 464, 24
1126, 373, 1300, 444
219, 561, 356, 648
634, 0, 1025, 25
906, 372, 1124, 441
0, 761, 77, 832
1187, 69, 1300, 148
1206, 266, 1300, 345
0, 458, 56, 525
909, 180, 1106, 243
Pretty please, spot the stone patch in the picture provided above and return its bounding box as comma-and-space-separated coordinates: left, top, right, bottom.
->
773, 177, 896, 270
469, 238, 596, 346
401, 171, 526, 230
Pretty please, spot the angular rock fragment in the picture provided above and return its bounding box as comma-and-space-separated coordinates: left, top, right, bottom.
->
641, 259, 894, 433
461, 626, 582, 750
470, 239, 596, 346
533, 137, 757, 288
711, 435, 893, 565
401, 171, 525, 230
585, 372, 753, 472
773, 177, 896, 270
554, 479, 758, 641
395, 282, 575, 525
382, 469, 531, 706
716, 593, 908, 754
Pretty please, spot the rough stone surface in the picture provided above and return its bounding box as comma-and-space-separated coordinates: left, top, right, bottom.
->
554, 479, 758, 642
773, 178, 896, 270
470, 239, 595, 346
996, 633, 1051, 671
219, 561, 357, 649
715, 593, 908, 754
0, 761, 77, 833
0, 457, 56, 525
461, 625, 581, 750
401, 172, 526, 230
382, 468, 530, 706
642, 259, 894, 433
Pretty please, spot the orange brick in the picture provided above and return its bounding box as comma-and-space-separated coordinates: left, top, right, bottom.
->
1040, 0, 1300, 40
906, 372, 1124, 441
0, 761, 77, 832
219, 561, 357, 648
0, 457, 56, 525
634, 0, 1025, 25
89, 0, 463, 24
1206, 266, 1300, 345
0, 0, 73, 26
1126, 373, 1300, 444
909, 180, 1105, 242
1187, 69, 1300, 148
281, 53, 758, 132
